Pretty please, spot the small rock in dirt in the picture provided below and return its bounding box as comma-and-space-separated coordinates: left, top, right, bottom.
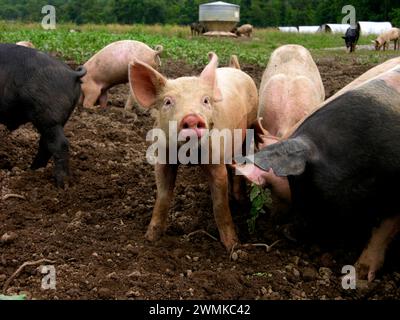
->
0, 274, 7, 283
107, 272, 118, 280
302, 267, 318, 282
127, 290, 141, 298
269, 292, 281, 300
129, 271, 142, 278
1, 231, 18, 244
237, 250, 249, 261
172, 248, 185, 259
98, 287, 113, 299
66, 288, 80, 297
231, 251, 239, 261
260, 287, 268, 296
293, 268, 301, 278
186, 270, 193, 278
231, 250, 248, 262
320, 253, 335, 268
285, 264, 293, 271
290, 288, 304, 299
193, 257, 200, 262
319, 267, 333, 280
125, 245, 139, 256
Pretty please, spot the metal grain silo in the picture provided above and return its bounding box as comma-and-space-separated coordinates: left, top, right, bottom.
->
199, 1, 240, 32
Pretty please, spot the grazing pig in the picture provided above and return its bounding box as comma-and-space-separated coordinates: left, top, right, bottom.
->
373, 28, 400, 51
0, 44, 86, 187
129, 53, 258, 251
81, 40, 163, 109
233, 24, 253, 38
190, 22, 207, 36
256, 45, 325, 148
236, 65, 400, 281
342, 23, 360, 53
16, 41, 35, 48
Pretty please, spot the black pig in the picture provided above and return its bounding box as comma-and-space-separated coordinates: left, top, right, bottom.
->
342, 23, 361, 53
237, 66, 400, 282
0, 44, 86, 187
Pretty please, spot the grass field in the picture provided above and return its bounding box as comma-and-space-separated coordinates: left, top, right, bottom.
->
0, 21, 396, 66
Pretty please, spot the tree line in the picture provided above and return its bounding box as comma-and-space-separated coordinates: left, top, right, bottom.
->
0, 0, 399, 27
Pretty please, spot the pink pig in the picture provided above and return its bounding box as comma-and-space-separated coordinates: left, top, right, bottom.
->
129, 53, 258, 251
81, 40, 163, 109
256, 45, 325, 149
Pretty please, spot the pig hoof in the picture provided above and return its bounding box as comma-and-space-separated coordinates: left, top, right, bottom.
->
145, 226, 165, 242
355, 258, 382, 282
223, 238, 239, 253
355, 262, 377, 282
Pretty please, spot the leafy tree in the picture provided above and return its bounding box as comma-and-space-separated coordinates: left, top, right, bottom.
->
0, 0, 398, 27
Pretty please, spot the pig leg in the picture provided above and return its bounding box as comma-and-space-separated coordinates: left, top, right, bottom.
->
82, 84, 101, 108
202, 164, 238, 251
232, 174, 247, 203
145, 164, 179, 241
31, 135, 53, 170
124, 93, 135, 111
99, 90, 108, 109
43, 126, 70, 188
355, 215, 400, 282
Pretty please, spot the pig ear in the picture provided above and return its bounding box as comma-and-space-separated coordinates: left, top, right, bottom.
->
229, 55, 241, 70
252, 138, 311, 177
200, 52, 223, 102
342, 36, 346, 39
129, 61, 167, 109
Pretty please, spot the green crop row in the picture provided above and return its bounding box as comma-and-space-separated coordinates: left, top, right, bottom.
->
0, 22, 383, 66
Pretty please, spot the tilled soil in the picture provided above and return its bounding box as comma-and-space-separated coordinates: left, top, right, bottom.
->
0, 57, 399, 300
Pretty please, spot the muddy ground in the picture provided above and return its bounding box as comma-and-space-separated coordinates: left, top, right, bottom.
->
1, 57, 400, 300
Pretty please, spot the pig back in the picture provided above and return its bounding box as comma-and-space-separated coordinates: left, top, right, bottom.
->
84, 40, 158, 86
259, 45, 325, 136
214, 67, 258, 131
210, 68, 258, 160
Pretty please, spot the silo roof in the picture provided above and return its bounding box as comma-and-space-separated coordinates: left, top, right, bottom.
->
201, 1, 240, 7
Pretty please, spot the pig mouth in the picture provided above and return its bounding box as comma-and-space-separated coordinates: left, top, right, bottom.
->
179, 128, 208, 139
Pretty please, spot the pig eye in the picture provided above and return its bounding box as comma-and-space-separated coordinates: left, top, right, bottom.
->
163, 97, 174, 110
202, 96, 211, 107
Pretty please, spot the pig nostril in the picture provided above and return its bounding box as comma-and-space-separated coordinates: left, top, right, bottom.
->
197, 121, 206, 129
181, 115, 206, 130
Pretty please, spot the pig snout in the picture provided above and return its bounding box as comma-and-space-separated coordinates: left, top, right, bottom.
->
179, 114, 207, 138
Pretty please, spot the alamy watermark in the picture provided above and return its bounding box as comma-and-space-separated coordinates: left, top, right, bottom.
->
342, 5, 357, 27
41, 5, 56, 30
145, 121, 255, 166
40, 265, 56, 290
341, 265, 357, 290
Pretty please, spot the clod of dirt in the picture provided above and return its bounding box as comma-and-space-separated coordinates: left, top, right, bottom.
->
1, 231, 18, 244
231, 250, 249, 262
126, 290, 141, 298
320, 253, 336, 268
98, 287, 113, 299
302, 267, 319, 282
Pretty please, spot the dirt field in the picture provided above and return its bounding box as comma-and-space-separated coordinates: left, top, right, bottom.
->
1, 57, 399, 300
